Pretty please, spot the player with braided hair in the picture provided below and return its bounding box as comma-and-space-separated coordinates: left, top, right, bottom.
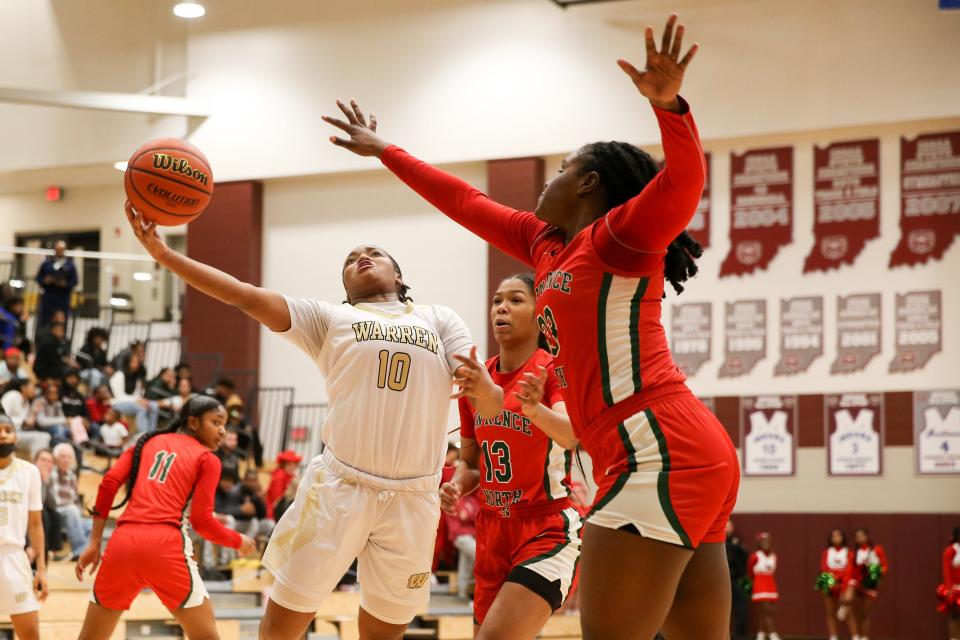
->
324, 14, 739, 639
74, 395, 256, 640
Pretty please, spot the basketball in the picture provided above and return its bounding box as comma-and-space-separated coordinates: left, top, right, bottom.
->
124, 138, 213, 226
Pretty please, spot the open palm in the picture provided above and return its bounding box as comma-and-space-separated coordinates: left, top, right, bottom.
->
617, 14, 698, 110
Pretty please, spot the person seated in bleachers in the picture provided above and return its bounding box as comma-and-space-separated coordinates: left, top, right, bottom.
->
0, 346, 30, 385
31, 382, 71, 446
109, 352, 159, 432
237, 468, 274, 543
145, 367, 178, 426
0, 295, 26, 351
76, 327, 111, 390
170, 376, 193, 414
85, 384, 112, 433
31, 449, 65, 561
265, 450, 301, 521
50, 443, 92, 560
226, 398, 263, 468
0, 378, 50, 458
94, 408, 129, 457
211, 377, 241, 407
202, 468, 244, 578
110, 338, 145, 373
60, 369, 94, 442
174, 361, 193, 388
33, 321, 77, 383
216, 427, 244, 480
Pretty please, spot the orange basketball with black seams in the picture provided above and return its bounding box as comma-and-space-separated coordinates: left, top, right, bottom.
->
124, 138, 213, 226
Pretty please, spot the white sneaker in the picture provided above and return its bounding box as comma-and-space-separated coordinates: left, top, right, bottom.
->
770, 634, 782, 640
829, 636, 839, 640
755, 634, 766, 640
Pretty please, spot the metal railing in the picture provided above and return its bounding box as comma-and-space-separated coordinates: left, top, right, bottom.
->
251, 387, 296, 462
144, 337, 183, 377
281, 403, 327, 462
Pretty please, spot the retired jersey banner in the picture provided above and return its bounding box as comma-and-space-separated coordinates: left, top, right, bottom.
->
720, 146, 793, 277
774, 296, 823, 376
890, 131, 960, 267
687, 152, 711, 248
670, 302, 712, 376
889, 290, 942, 373
915, 389, 960, 475
826, 393, 883, 476
831, 293, 881, 374
804, 139, 880, 272
741, 395, 796, 476
719, 299, 766, 378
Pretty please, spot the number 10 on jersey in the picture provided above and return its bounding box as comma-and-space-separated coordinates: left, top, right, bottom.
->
377, 350, 411, 392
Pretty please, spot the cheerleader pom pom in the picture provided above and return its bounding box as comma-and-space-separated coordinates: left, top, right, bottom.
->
937, 584, 960, 614
740, 577, 753, 594
862, 562, 883, 589
815, 571, 838, 594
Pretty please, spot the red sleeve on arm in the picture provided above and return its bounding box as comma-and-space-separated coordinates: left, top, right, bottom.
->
189, 453, 242, 549
544, 362, 564, 408
876, 545, 889, 573
459, 396, 476, 440
593, 98, 706, 270
381, 146, 548, 267
93, 447, 134, 518
265, 470, 287, 519
944, 546, 956, 586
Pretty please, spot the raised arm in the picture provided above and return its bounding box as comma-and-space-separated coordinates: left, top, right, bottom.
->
322, 100, 547, 267
125, 203, 291, 332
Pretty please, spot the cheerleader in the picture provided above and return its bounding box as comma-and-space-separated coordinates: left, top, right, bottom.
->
817, 528, 852, 640
747, 532, 780, 640
941, 527, 960, 640
839, 527, 888, 640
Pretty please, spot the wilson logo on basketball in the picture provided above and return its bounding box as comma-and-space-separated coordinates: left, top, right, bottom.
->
152, 153, 210, 186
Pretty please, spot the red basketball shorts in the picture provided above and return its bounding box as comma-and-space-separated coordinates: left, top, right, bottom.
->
91, 523, 207, 610
588, 388, 740, 549
472, 504, 581, 626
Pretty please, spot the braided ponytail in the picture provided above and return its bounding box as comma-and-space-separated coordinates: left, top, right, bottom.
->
106, 394, 222, 512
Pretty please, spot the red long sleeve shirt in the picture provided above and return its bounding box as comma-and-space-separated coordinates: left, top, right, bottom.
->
381, 99, 706, 472
93, 432, 241, 549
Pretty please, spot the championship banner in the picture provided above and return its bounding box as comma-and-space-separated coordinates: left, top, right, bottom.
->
774, 296, 823, 376
741, 395, 796, 476
687, 152, 711, 248
804, 139, 880, 272
830, 293, 881, 374
915, 389, 960, 475
720, 146, 793, 277
826, 393, 883, 476
670, 302, 711, 376
719, 299, 766, 378
889, 290, 942, 373
890, 130, 960, 267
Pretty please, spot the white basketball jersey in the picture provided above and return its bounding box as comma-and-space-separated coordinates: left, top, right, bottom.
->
0, 458, 42, 548
280, 298, 474, 479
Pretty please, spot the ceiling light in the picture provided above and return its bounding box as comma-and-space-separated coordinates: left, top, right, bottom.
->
109, 297, 130, 308
173, 3, 205, 19
8, 279, 24, 289
133, 272, 153, 282
113, 161, 128, 172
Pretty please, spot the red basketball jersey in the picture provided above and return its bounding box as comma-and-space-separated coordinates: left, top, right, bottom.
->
460, 349, 571, 515
93, 432, 240, 548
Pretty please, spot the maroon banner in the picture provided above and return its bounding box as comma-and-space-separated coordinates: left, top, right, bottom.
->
741, 395, 796, 476
890, 131, 960, 267
687, 152, 711, 248
830, 293, 882, 374
889, 290, 942, 373
804, 139, 880, 272
670, 302, 712, 376
720, 146, 793, 277
719, 299, 766, 378
826, 393, 884, 476
774, 296, 823, 376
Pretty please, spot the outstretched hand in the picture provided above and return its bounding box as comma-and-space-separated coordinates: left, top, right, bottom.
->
125, 202, 170, 263
322, 99, 390, 158
617, 14, 698, 112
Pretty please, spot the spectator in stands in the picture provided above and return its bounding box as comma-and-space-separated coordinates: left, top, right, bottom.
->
171, 376, 193, 413
109, 352, 159, 432
33, 321, 77, 382
726, 519, 749, 640
216, 427, 244, 480
76, 327, 111, 389
32, 449, 65, 560
94, 408, 129, 456
0, 346, 30, 385
237, 468, 274, 542
212, 378, 243, 407
111, 339, 145, 373
445, 489, 480, 600
60, 369, 93, 441
0, 378, 50, 457
175, 361, 192, 387
85, 384, 112, 432
51, 443, 92, 560
0, 295, 26, 351
146, 367, 178, 426
226, 398, 262, 469
204, 468, 243, 578
265, 450, 301, 520
31, 382, 70, 446
35, 240, 78, 328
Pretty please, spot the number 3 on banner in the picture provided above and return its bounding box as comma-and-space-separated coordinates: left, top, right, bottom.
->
377, 350, 411, 392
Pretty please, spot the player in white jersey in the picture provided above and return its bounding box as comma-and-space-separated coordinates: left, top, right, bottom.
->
0, 415, 48, 640
125, 204, 503, 640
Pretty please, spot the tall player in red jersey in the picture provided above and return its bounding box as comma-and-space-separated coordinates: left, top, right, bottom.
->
75, 396, 256, 640
323, 14, 739, 638
442, 274, 580, 639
